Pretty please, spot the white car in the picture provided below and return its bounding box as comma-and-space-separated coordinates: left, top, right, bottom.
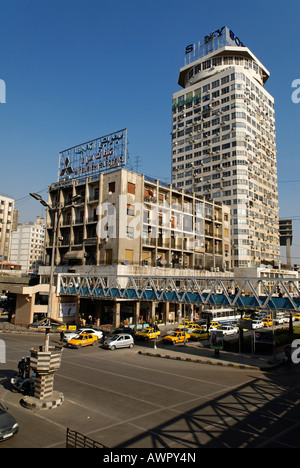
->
218, 325, 238, 335
251, 320, 264, 329
273, 316, 285, 325
63, 328, 103, 342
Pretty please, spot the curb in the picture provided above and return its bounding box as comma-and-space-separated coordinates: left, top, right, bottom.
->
20, 391, 64, 410
138, 350, 273, 371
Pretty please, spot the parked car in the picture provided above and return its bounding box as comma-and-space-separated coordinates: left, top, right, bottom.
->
181, 321, 195, 327
163, 330, 190, 345
63, 328, 103, 342
113, 326, 135, 336
210, 321, 221, 329
273, 316, 285, 325
0, 404, 19, 442
175, 326, 194, 334
135, 327, 160, 340
251, 320, 264, 329
189, 329, 210, 341
262, 318, 273, 327
285, 314, 294, 322
66, 333, 98, 348
103, 333, 134, 350
218, 325, 239, 335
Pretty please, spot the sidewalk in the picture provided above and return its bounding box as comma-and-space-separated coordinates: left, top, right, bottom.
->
137, 340, 287, 371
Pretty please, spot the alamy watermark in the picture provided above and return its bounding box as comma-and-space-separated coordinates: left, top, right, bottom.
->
291, 79, 300, 104
291, 339, 300, 364
95, 195, 205, 249
0, 339, 6, 363
0, 79, 6, 103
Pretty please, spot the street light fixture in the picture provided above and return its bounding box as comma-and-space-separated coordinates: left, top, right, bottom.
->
29, 192, 43, 201
30, 192, 81, 351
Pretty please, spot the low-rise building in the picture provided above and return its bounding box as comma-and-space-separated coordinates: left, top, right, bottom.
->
44, 168, 231, 274
9, 217, 45, 274
0, 194, 17, 266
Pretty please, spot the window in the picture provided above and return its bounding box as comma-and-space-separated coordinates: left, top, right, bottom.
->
221, 75, 230, 85
203, 60, 211, 70
127, 204, 135, 216
108, 182, 115, 193
128, 182, 135, 195
105, 249, 112, 265
125, 249, 133, 265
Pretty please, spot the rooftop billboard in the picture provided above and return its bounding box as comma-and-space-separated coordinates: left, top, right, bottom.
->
58, 129, 127, 181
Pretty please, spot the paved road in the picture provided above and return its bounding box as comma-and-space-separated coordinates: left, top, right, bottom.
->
0, 332, 300, 448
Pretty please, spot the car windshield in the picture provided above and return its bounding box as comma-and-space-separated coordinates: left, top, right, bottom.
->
108, 335, 121, 340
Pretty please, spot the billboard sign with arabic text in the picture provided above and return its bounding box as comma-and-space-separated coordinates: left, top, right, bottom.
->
58, 129, 127, 181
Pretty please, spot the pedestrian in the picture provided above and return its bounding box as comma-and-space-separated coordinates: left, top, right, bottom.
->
25, 356, 31, 379
17, 357, 26, 379
60, 330, 65, 345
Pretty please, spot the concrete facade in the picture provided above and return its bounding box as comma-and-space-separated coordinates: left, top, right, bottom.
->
45, 168, 231, 274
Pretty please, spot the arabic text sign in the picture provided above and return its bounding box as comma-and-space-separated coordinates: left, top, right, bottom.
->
59, 129, 127, 181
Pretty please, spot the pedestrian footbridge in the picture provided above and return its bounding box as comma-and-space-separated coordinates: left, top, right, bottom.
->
57, 274, 300, 312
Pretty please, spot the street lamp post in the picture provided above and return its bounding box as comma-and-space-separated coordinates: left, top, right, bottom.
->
29, 192, 81, 351
22, 192, 81, 409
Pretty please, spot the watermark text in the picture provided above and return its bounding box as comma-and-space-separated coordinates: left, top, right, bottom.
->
0, 339, 6, 363
291, 79, 300, 104
0, 79, 6, 103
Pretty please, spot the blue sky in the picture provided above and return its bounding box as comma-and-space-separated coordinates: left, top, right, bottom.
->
0, 0, 299, 264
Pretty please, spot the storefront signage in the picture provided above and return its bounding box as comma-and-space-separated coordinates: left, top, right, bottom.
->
59, 302, 77, 318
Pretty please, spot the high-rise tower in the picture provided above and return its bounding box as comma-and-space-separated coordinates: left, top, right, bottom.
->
171, 27, 280, 268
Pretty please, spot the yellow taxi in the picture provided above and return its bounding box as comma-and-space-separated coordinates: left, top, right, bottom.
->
135, 327, 161, 341
66, 333, 98, 348
177, 321, 194, 329
262, 318, 273, 327
210, 321, 221, 329
189, 329, 210, 341
163, 330, 190, 345
196, 324, 208, 332
182, 321, 195, 327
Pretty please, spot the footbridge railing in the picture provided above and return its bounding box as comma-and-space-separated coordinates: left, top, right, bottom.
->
57, 274, 300, 312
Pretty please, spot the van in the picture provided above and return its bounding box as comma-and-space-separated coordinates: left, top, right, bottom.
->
103, 333, 134, 350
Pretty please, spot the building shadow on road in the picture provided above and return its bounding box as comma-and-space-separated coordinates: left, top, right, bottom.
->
112, 363, 300, 448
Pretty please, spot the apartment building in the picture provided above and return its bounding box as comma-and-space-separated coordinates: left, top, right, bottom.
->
0, 194, 16, 265
10, 217, 45, 273
171, 26, 280, 268
44, 168, 231, 274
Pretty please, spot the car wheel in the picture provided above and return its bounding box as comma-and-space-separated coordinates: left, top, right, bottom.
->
111, 345, 116, 350
129, 343, 134, 349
